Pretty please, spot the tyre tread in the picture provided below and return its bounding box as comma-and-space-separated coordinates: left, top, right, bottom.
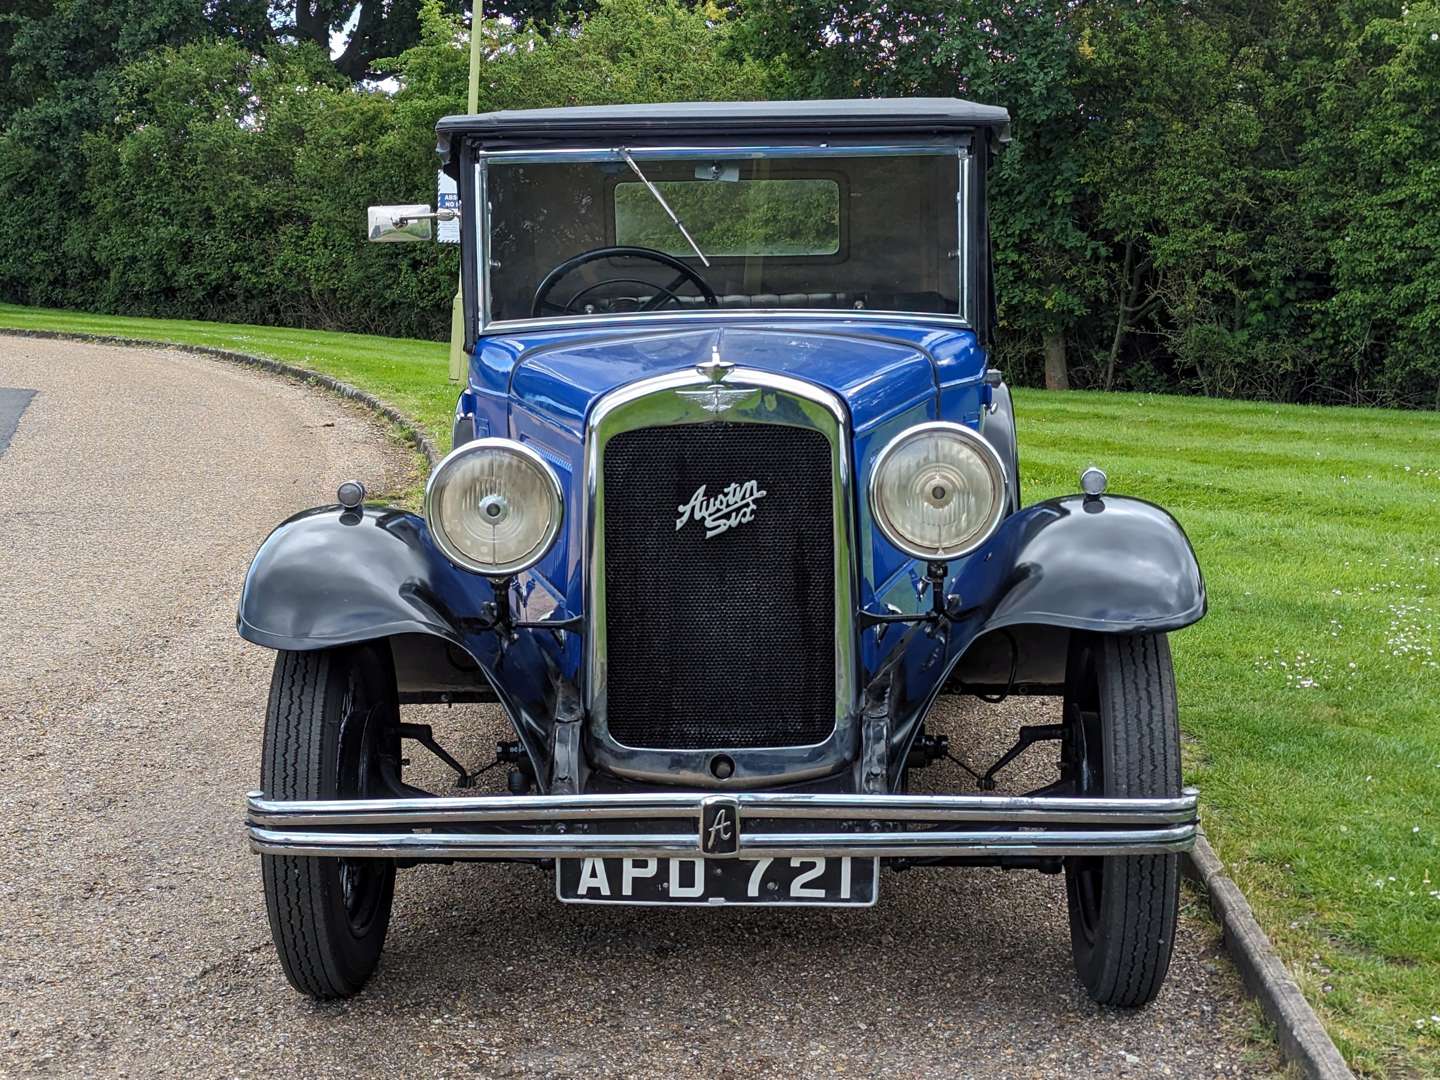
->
1068, 633, 1181, 1008
260, 648, 391, 999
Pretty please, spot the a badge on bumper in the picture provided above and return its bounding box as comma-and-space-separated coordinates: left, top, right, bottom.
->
700, 795, 740, 856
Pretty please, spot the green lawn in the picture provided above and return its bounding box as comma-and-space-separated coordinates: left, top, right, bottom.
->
1015, 389, 1440, 1077
3, 303, 1437, 1075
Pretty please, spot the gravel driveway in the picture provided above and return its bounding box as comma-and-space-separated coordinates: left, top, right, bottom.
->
0, 335, 1277, 1079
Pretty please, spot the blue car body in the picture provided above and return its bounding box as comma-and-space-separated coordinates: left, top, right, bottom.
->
239, 98, 1209, 1007
239, 97, 1208, 795
239, 312, 1205, 791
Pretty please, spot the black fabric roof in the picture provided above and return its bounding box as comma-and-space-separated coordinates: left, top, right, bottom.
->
436, 98, 1011, 148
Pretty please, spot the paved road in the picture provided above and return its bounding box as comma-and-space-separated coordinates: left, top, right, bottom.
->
0, 336, 1276, 1079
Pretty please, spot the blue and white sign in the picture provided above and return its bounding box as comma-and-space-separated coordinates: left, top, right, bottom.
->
437, 170, 460, 245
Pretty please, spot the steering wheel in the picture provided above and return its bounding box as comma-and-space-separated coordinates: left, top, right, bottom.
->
530, 246, 718, 318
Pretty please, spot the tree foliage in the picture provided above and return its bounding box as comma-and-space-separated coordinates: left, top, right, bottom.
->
0, 0, 767, 337
740, 0, 1440, 404
0, 0, 1437, 405
285, 0, 454, 82
1308, 1, 1440, 406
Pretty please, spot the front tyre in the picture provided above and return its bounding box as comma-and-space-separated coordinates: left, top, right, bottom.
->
1063, 633, 1181, 1008
260, 644, 399, 999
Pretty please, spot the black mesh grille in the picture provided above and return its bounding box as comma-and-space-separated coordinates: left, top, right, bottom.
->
603, 422, 835, 749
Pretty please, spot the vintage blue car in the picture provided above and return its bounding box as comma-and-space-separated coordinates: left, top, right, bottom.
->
240, 99, 1206, 1005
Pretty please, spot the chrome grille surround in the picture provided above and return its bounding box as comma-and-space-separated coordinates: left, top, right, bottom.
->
583, 365, 859, 789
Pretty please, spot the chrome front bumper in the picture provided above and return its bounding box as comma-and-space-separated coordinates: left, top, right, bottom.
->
246, 788, 1198, 860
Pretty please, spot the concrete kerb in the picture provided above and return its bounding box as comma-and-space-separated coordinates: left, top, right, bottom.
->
1183, 835, 1354, 1079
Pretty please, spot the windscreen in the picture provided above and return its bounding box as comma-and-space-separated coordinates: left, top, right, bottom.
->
484, 152, 962, 323
614, 178, 841, 257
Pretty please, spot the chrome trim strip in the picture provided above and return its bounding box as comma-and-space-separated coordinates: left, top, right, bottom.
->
249, 827, 1196, 861
481, 308, 973, 337
477, 158, 491, 331
581, 367, 859, 789
247, 788, 1198, 858
958, 149, 973, 324
250, 828, 704, 859
246, 789, 1200, 828
248, 793, 704, 827
737, 827, 1196, 859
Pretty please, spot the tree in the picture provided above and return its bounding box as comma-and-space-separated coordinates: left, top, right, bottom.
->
0, 0, 54, 124
284, 0, 448, 81
0, 0, 226, 119
1307, 0, 1440, 406
0, 0, 238, 306
386, 0, 770, 120
738, 0, 1115, 389
0, 0, 771, 335
3, 0, 1435, 405
281, 0, 620, 83
733, 0, 1434, 403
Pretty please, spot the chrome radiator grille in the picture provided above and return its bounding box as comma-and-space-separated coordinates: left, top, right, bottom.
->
601, 422, 836, 750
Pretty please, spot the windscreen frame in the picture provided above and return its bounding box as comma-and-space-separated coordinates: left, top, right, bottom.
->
473, 139, 979, 334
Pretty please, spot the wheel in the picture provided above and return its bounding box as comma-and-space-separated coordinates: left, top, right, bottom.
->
1062, 632, 1181, 1008
260, 643, 399, 999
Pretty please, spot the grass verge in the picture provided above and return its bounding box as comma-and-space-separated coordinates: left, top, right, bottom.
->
0, 302, 453, 453
3, 303, 1437, 1074
1015, 387, 1440, 1077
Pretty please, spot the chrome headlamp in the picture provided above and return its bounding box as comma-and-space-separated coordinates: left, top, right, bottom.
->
869, 421, 1007, 560
424, 438, 564, 575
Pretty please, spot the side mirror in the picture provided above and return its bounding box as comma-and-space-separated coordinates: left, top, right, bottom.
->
367, 204, 454, 243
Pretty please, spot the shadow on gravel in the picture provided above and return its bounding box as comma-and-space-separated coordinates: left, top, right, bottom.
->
216, 697, 1275, 1079
0, 387, 36, 455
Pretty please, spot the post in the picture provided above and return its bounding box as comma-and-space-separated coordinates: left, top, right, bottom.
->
467, 1, 482, 114
448, 2, 483, 383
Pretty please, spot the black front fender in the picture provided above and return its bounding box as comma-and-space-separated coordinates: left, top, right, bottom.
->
978, 494, 1206, 634
237, 505, 569, 786
883, 493, 1206, 782
237, 506, 496, 651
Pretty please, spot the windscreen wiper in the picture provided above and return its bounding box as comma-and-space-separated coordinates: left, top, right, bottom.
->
618, 148, 710, 267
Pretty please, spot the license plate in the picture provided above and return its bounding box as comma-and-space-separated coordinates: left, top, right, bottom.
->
556, 856, 879, 907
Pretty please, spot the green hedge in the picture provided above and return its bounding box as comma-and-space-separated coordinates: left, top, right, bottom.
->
0, 0, 767, 341
2, 0, 1438, 406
